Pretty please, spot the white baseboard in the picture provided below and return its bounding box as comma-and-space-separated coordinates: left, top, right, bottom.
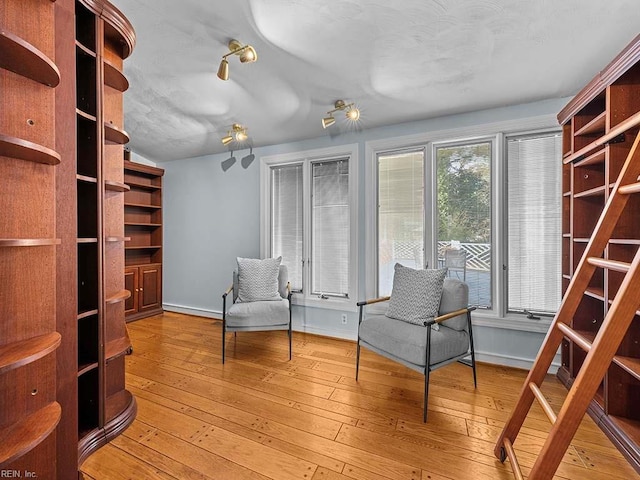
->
163, 302, 558, 373
163, 303, 221, 319
474, 350, 561, 373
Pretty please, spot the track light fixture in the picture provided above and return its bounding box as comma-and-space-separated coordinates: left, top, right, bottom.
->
221, 123, 249, 145
217, 39, 258, 81
321, 100, 360, 128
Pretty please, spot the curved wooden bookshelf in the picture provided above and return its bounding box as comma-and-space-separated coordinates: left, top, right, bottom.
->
0, 29, 60, 87
105, 180, 130, 192
79, 0, 136, 58
104, 122, 129, 145
0, 402, 62, 467
0, 332, 61, 375
0, 238, 61, 247
0, 133, 61, 165
106, 289, 131, 304
78, 391, 136, 465
104, 60, 129, 92
105, 335, 131, 362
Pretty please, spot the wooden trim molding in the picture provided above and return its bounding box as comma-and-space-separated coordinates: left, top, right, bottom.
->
558, 34, 640, 124
78, 0, 135, 58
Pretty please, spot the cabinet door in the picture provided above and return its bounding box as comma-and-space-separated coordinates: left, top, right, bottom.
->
139, 264, 162, 312
124, 267, 139, 315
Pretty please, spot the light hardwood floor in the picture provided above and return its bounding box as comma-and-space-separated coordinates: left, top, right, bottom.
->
80, 312, 638, 480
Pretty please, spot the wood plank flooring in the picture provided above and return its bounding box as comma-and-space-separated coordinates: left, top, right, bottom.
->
80, 312, 638, 479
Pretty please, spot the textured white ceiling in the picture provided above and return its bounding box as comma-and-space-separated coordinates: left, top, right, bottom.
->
111, 0, 640, 162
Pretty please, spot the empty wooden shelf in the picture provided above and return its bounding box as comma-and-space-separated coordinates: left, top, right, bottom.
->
0, 29, 60, 87
0, 134, 61, 165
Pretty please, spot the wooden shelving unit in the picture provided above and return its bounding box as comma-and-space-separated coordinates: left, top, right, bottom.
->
124, 159, 164, 322
0, 0, 63, 476
557, 33, 640, 474
69, 0, 137, 468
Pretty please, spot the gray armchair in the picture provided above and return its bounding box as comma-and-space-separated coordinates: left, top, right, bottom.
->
356, 277, 476, 422
222, 264, 292, 363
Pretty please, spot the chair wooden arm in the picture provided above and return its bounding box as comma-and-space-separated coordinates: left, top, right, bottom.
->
426, 306, 477, 326
356, 296, 390, 307
222, 283, 233, 298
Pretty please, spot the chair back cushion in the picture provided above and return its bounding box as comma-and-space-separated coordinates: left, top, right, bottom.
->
439, 278, 469, 331
237, 256, 282, 302
385, 264, 446, 325
277, 264, 289, 298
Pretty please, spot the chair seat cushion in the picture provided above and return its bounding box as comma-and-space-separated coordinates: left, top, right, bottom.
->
359, 314, 469, 367
227, 298, 290, 328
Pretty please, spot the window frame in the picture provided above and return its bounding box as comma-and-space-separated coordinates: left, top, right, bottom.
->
364, 115, 561, 332
432, 136, 496, 310
503, 130, 563, 316
260, 144, 359, 311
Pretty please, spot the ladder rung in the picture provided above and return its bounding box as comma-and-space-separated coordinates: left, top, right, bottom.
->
529, 382, 557, 424
502, 438, 524, 480
587, 257, 631, 273
557, 323, 593, 353
619, 181, 640, 194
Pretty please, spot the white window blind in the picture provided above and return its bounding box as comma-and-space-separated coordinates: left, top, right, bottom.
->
271, 164, 303, 291
507, 133, 562, 314
311, 159, 349, 296
377, 150, 425, 296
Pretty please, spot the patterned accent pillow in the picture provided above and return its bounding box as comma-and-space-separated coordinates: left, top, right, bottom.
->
237, 256, 282, 302
385, 264, 447, 325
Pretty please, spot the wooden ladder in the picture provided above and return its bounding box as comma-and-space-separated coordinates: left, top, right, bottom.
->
494, 129, 640, 480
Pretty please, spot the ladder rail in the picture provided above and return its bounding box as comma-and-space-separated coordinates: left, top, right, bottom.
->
494, 130, 640, 478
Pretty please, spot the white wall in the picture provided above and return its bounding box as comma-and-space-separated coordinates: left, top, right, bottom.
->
160, 97, 570, 371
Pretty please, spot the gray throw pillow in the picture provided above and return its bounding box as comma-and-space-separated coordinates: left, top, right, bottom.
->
385, 264, 446, 325
237, 256, 282, 302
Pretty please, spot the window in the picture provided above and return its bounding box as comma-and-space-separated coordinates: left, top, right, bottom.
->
366, 115, 562, 325
506, 132, 562, 314
271, 164, 303, 290
311, 159, 350, 297
261, 145, 358, 309
377, 149, 425, 296
436, 141, 492, 308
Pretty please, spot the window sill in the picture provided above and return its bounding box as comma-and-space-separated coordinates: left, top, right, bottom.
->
472, 310, 553, 334
362, 304, 553, 333
291, 295, 358, 312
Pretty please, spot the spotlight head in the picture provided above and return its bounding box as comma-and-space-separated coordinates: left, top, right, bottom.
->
217, 58, 229, 81
235, 130, 248, 142
322, 116, 336, 129
346, 107, 360, 121
221, 134, 233, 145
239, 46, 257, 63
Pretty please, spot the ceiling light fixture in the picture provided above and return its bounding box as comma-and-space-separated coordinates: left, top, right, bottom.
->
322, 100, 360, 128
217, 39, 258, 81
221, 123, 249, 145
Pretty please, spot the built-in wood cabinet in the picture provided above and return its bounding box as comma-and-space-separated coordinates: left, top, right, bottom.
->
125, 264, 163, 316
124, 160, 164, 321
0, 0, 62, 476
557, 33, 640, 473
